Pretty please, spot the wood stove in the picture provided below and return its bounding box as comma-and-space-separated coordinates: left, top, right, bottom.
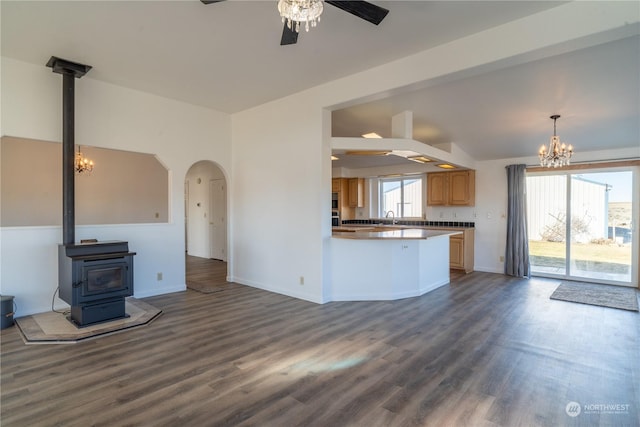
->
49, 56, 136, 327
59, 241, 135, 327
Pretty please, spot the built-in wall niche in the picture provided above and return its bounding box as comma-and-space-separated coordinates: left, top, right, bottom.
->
1, 136, 169, 226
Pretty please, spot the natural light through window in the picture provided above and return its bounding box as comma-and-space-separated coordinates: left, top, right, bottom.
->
379, 176, 423, 218
526, 169, 634, 284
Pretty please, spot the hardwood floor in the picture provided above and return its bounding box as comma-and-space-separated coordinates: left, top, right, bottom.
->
186, 255, 229, 287
1, 259, 639, 426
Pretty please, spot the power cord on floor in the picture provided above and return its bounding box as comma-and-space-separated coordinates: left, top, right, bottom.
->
51, 286, 70, 316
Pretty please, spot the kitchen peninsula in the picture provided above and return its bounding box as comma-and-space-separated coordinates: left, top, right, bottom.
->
331, 228, 460, 301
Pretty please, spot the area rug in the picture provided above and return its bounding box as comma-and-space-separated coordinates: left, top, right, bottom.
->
550, 282, 639, 312
14, 298, 162, 344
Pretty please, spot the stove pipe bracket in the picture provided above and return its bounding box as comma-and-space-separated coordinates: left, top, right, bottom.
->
46, 56, 92, 245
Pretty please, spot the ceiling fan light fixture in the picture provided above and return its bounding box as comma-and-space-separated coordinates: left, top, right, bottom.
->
278, 0, 323, 33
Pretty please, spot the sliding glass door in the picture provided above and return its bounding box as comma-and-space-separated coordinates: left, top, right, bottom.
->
526, 168, 637, 285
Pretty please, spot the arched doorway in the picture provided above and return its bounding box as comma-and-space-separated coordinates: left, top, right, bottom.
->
185, 161, 228, 275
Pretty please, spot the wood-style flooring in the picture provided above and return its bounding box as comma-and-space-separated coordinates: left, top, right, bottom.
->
186, 255, 229, 288
1, 257, 639, 426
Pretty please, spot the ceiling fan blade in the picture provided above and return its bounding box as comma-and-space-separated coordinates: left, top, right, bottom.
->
200, 0, 225, 4
325, 1, 389, 25
280, 23, 299, 45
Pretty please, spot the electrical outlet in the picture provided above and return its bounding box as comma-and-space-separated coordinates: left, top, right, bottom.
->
299, 276, 304, 285
157, 272, 163, 281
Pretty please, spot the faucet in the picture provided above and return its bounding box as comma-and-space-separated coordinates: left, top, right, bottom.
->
385, 210, 397, 225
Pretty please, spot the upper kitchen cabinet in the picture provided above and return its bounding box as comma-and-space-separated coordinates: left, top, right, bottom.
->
348, 178, 364, 208
426, 173, 448, 206
332, 178, 340, 193
427, 170, 475, 206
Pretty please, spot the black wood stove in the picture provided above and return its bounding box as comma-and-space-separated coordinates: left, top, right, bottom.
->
58, 241, 135, 327
48, 56, 135, 327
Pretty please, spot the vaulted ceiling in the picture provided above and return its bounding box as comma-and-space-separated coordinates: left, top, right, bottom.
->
2, 1, 639, 165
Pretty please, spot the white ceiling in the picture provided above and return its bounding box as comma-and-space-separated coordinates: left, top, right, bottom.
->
332, 34, 640, 165
2, 1, 639, 167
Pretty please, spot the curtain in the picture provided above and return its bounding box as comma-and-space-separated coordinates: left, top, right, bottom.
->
505, 164, 530, 278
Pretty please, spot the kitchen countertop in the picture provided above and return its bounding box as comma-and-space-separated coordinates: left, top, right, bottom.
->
332, 228, 461, 240
332, 226, 376, 232
336, 223, 473, 229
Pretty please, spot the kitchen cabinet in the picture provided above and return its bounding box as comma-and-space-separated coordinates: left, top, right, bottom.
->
332, 177, 364, 219
331, 178, 340, 193
449, 171, 475, 206
424, 227, 474, 272
449, 235, 465, 269
426, 173, 448, 205
348, 178, 364, 208
449, 229, 474, 273
332, 178, 352, 220
427, 170, 475, 206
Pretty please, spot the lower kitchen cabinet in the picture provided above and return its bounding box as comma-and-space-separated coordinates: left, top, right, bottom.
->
425, 227, 474, 273
449, 229, 474, 273
450, 235, 465, 269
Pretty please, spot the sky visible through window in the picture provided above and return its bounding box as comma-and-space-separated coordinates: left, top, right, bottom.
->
576, 171, 632, 202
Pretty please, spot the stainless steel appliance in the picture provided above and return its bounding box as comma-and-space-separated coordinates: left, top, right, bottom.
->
332, 211, 340, 227
331, 192, 338, 209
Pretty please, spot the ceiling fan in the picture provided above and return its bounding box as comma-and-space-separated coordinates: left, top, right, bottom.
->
200, 0, 389, 46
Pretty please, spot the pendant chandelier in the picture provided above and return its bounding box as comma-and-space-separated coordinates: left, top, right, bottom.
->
75, 147, 94, 174
539, 114, 573, 168
278, 0, 323, 33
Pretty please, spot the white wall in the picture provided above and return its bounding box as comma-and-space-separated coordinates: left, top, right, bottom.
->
231, 101, 328, 303
0, 57, 231, 316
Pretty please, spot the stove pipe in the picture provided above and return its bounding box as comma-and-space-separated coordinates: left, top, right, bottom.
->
46, 57, 92, 245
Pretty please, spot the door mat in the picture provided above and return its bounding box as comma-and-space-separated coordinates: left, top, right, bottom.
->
14, 298, 162, 344
550, 282, 639, 312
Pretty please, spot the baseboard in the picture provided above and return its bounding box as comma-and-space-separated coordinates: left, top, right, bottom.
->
473, 266, 504, 274
232, 277, 324, 304
134, 284, 186, 298
331, 279, 449, 302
